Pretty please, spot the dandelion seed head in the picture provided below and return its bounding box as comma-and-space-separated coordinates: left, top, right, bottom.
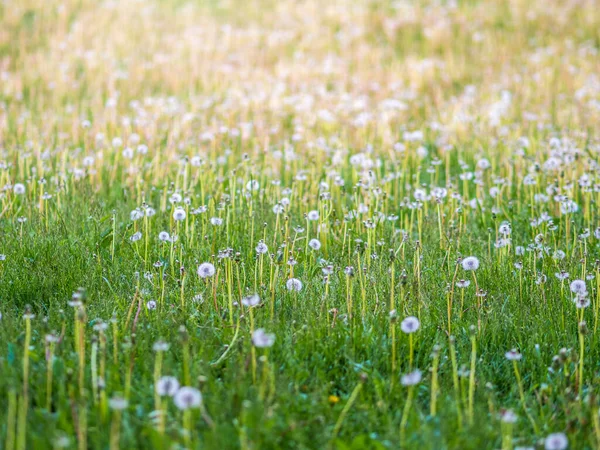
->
309, 238, 321, 250
400, 316, 420, 334
544, 432, 568, 450
153, 340, 170, 352
286, 278, 303, 292
505, 349, 522, 361
252, 328, 275, 348
108, 396, 128, 410
456, 279, 470, 288
173, 207, 186, 221
197, 262, 216, 278
307, 210, 319, 221
461, 256, 480, 271
256, 242, 269, 254
156, 376, 180, 397
173, 386, 202, 410
242, 293, 260, 307
13, 183, 26, 195
246, 180, 260, 191
569, 279, 586, 294
401, 369, 422, 386
500, 409, 518, 423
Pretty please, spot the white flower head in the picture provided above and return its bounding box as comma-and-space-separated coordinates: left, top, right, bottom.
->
130, 209, 144, 221
400, 316, 420, 334
569, 279, 587, 295
498, 222, 511, 236
574, 295, 590, 309
505, 349, 522, 361
544, 432, 568, 450
242, 294, 260, 307
401, 369, 422, 386
456, 279, 471, 288
197, 262, 216, 278
108, 396, 128, 411
500, 409, 518, 423
156, 376, 180, 397
461, 256, 480, 271
252, 328, 275, 348
255, 242, 268, 254
173, 207, 186, 221
286, 278, 303, 292
246, 180, 260, 191
130, 231, 142, 242
153, 340, 170, 352
309, 239, 322, 250
13, 183, 26, 195
173, 387, 202, 410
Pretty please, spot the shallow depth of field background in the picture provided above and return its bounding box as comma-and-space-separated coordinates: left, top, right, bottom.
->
1, 0, 600, 449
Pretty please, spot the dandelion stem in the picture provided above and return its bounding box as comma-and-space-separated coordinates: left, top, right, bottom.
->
329, 379, 364, 448
512, 360, 539, 434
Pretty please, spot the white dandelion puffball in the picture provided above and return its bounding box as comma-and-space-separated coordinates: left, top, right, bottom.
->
173, 207, 186, 221
156, 376, 180, 397
153, 340, 170, 352
505, 349, 522, 361
569, 279, 587, 295
108, 396, 128, 411
500, 409, 518, 424
197, 262, 216, 278
13, 183, 26, 195
246, 180, 260, 191
456, 279, 470, 288
130, 209, 144, 221
308, 239, 322, 250
286, 278, 303, 292
401, 369, 422, 386
544, 433, 568, 450
242, 294, 260, 307
307, 210, 319, 221
173, 387, 202, 410
461, 256, 480, 271
255, 242, 269, 254
252, 328, 275, 348
400, 316, 420, 334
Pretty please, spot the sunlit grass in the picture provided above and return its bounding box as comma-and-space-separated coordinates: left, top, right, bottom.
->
0, 0, 599, 448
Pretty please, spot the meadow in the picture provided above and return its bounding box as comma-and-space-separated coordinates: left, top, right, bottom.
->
1, 0, 600, 448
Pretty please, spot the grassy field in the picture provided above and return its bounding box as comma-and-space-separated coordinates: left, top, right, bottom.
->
1, 0, 600, 448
